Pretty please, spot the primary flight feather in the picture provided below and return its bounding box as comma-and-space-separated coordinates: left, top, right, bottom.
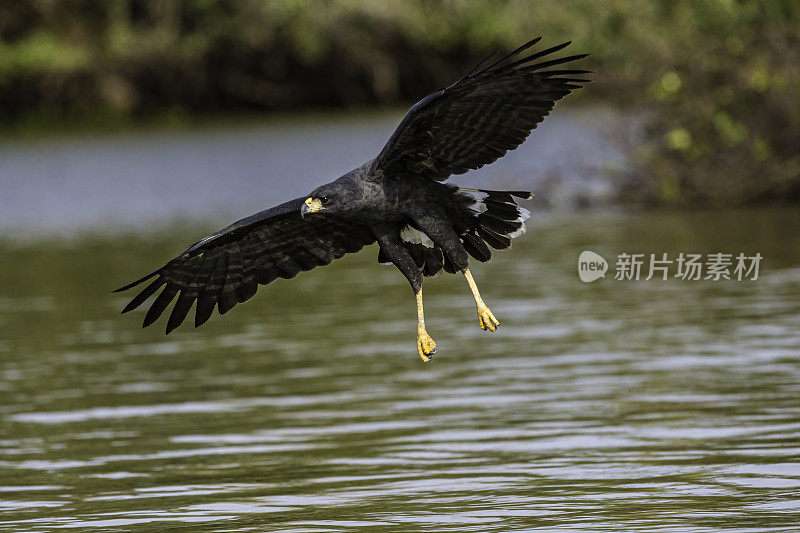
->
115, 38, 590, 361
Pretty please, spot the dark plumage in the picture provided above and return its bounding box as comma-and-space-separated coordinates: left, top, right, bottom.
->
115, 38, 589, 361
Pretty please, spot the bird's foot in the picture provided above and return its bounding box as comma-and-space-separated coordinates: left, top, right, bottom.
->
417, 329, 437, 362
477, 304, 499, 332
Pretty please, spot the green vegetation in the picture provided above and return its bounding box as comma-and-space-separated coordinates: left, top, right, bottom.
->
1, 0, 798, 206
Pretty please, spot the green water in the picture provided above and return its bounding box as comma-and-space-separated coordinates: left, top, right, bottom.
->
1, 208, 800, 532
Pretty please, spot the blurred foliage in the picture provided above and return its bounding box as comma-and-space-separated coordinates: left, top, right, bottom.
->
0, 0, 798, 206
613, 0, 800, 207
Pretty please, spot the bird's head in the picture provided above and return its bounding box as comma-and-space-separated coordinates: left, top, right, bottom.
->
300, 195, 328, 218
301, 181, 358, 218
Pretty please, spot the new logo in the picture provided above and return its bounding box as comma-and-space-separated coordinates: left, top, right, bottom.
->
578, 251, 608, 282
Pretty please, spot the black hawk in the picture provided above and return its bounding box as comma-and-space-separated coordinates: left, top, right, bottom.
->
115, 38, 589, 361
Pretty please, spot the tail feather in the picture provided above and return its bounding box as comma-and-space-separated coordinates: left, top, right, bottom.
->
406, 244, 426, 269
478, 213, 520, 234
374, 187, 532, 274
459, 187, 533, 201
442, 253, 459, 274
478, 226, 512, 250
422, 247, 443, 276
462, 231, 492, 262
459, 187, 531, 259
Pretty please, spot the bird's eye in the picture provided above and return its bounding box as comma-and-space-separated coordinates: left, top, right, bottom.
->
319, 196, 331, 205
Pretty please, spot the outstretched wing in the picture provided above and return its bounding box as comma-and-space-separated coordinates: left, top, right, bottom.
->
115, 197, 375, 333
373, 38, 590, 181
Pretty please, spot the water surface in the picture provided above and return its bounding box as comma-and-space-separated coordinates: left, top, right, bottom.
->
1, 114, 799, 531
0, 108, 623, 233
1, 207, 799, 531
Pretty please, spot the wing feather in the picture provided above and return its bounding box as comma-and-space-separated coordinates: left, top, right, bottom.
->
218, 245, 241, 315
166, 255, 213, 334
196, 252, 228, 327
116, 197, 375, 332
373, 38, 589, 181
236, 242, 259, 304
143, 283, 180, 328
122, 277, 165, 314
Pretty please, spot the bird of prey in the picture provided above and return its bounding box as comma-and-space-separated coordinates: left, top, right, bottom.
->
115, 37, 589, 362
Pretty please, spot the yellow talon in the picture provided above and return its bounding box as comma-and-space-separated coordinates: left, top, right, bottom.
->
477, 304, 499, 332
464, 269, 499, 333
414, 289, 436, 362
417, 329, 437, 362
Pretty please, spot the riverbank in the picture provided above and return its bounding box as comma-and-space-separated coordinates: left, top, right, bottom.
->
2, 1, 798, 206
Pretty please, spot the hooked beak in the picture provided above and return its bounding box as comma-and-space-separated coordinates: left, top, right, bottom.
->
301, 197, 324, 218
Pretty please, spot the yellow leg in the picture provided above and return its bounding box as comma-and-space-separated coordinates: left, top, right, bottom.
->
464, 268, 500, 332
416, 289, 436, 362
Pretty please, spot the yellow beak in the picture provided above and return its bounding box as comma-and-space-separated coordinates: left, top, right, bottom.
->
301, 197, 324, 218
